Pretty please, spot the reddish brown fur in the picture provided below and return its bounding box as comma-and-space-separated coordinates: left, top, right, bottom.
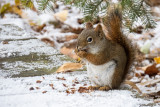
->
76, 6, 135, 89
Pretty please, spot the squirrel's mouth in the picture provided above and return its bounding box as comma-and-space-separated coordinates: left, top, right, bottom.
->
78, 49, 87, 52
81, 49, 87, 52
77, 46, 88, 52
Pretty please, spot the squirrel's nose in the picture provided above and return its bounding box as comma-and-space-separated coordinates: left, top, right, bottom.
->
77, 46, 82, 51
77, 46, 87, 52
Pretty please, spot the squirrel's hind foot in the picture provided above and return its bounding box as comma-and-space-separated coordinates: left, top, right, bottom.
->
98, 86, 111, 91
88, 86, 111, 91
88, 85, 100, 90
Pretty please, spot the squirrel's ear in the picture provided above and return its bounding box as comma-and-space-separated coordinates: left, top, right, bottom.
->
86, 22, 93, 29
95, 24, 102, 32
95, 24, 105, 37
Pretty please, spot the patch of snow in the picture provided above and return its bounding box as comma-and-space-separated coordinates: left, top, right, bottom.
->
0, 39, 59, 58
0, 72, 152, 107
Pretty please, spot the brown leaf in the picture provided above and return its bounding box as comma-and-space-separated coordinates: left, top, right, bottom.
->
36, 80, 42, 83
71, 89, 76, 94
61, 27, 83, 34
72, 84, 76, 86
74, 81, 79, 84
66, 90, 70, 94
29, 87, 34, 91
36, 87, 40, 90
132, 26, 143, 34
57, 34, 78, 43
154, 98, 160, 103
42, 91, 47, 94
124, 81, 142, 93
31, 24, 46, 32
135, 73, 141, 77
60, 47, 78, 59
49, 84, 54, 87
54, 10, 68, 22
83, 84, 87, 86
56, 63, 83, 73
137, 78, 160, 87
56, 77, 66, 80
78, 87, 89, 93
77, 18, 84, 24
145, 64, 160, 76
62, 83, 67, 87
63, 41, 77, 49
41, 38, 55, 47
2, 41, 9, 44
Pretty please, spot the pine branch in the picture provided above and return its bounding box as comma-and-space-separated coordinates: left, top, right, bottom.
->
20, 0, 156, 31
37, 0, 54, 11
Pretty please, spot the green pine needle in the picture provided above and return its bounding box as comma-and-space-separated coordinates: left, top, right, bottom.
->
20, 0, 156, 31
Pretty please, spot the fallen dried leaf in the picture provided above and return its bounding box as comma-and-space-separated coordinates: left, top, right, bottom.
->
137, 78, 160, 87
57, 34, 78, 43
29, 87, 34, 91
72, 84, 76, 86
154, 98, 160, 103
49, 84, 54, 87
36, 80, 42, 83
61, 27, 83, 34
71, 89, 76, 94
135, 73, 141, 77
42, 76, 45, 79
56, 77, 66, 80
145, 64, 159, 76
36, 87, 40, 90
2, 41, 9, 44
56, 63, 83, 73
66, 90, 70, 94
74, 81, 79, 84
31, 24, 46, 32
60, 47, 78, 59
78, 87, 89, 93
154, 57, 160, 64
42, 91, 47, 94
124, 81, 142, 93
77, 18, 84, 24
41, 38, 55, 47
63, 83, 67, 87
54, 10, 68, 22
63, 41, 77, 49
83, 84, 87, 86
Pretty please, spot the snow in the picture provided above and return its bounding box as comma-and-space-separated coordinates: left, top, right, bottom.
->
0, 72, 151, 107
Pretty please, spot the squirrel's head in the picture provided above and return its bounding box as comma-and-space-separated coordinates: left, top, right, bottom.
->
77, 23, 107, 54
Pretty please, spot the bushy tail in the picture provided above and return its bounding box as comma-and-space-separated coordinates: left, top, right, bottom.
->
103, 6, 135, 79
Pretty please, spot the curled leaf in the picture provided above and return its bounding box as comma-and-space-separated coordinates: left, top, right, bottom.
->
54, 10, 68, 22
56, 63, 83, 73
145, 64, 160, 76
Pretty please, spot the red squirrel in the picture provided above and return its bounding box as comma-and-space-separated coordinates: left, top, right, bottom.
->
75, 6, 135, 90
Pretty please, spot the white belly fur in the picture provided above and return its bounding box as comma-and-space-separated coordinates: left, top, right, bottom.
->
87, 60, 116, 88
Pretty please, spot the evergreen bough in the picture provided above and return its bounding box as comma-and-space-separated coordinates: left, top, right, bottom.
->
20, 0, 156, 31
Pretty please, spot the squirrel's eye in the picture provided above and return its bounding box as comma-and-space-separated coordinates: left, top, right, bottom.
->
87, 37, 93, 43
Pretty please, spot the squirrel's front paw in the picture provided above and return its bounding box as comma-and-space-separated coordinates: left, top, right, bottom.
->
75, 50, 87, 58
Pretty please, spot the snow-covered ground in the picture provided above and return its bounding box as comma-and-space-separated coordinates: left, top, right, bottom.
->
0, 22, 153, 107
0, 72, 152, 107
